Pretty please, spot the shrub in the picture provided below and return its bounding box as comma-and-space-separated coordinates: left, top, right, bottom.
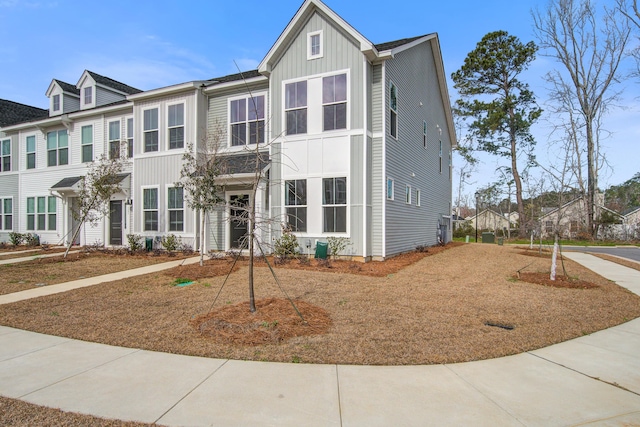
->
161, 234, 181, 253
24, 233, 40, 246
9, 232, 24, 246
274, 225, 299, 259
453, 220, 474, 238
126, 234, 144, 252
327, 236, 349, 259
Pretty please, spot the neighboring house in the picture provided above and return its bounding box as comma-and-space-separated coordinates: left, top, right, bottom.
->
0, 0, 457, 260
538, 195, 623, 239
468, 209, 514, 233
621, 207, 640, 240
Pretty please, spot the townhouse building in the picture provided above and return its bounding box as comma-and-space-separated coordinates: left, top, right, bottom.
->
0, 0, 456, 260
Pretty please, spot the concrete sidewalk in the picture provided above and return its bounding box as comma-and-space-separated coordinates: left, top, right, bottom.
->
1, 253, 640, 425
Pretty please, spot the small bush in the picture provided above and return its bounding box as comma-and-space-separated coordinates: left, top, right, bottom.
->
9, 232, 24, 246
274, 225, 299, 259
126, 234, 144, 252
327, 236, 349, 259
453, 220, 474, 238
24, 233, 40, 247
416, 245, 429, 253
161, 234, 181, 253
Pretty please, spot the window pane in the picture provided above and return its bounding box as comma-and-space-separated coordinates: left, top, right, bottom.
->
286, 181, 295, 206
2, 157, 9, 172
48, 197, 56, 212
323, 178, 334, 205
143, 189, 157, 209
390, 84, 397, 110
27, 153, 35, 169
27, 215, 35, 230
311, 34, 320, 56
169, 211, 184, 231
169, 104, 184, 127
287, 207, 306, 232
48, 213, 56, 230
144, 131, 158, 152
58, 130, 68, 147
248, 96, 264, 120
231, 124, 246, 146
81, 126, 92, 144
169, 127, 184, 149
4, 198, 11, 213
83, 144, 93, 163
323, 207, 334, 233
26, 136, 35, 152
59, 148, 68, 165
109, 121, 120, 141
335, 177, 347, 204
4, 215, 11, 230
249, 121, 264, 144
48, 150, 57, 167
144, 109, 158, 131
230, 99, 246, 123
110, 141, 120, 159
285, 83, 296, 109
37, 214, 46, 230
335, 206, 346, 232
168, 187, 183, 209
144, 212, 158, 231
1, 140, 9, 156
323, 105, 336, 131
335, 74, 347, 102
27, 198, 34, 213
127, 118, 134, 138
323, 76, 335, 104
37, 197, 45, 213
47, 132, 57, 150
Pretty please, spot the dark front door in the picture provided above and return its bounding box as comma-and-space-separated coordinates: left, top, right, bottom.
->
229, 194, 249, 249
109, 200, 123, 246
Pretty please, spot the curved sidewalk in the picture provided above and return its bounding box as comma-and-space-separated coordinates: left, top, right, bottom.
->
0, 253, 639, 426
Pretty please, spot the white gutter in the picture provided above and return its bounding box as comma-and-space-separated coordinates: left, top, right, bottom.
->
362, 56, 368, 259
381, 62, 387, 259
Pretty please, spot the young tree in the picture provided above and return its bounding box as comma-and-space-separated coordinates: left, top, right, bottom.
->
176, 122, 226, 266
65, 154, 128, 257
533, 0, 631, 236
452, 30, 542, 237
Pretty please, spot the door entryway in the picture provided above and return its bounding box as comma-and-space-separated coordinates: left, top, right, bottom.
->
229, 194, 249, 249
109, 200, 123, 246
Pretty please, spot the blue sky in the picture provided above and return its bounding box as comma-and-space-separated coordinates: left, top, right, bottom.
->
1, 0, 638, 200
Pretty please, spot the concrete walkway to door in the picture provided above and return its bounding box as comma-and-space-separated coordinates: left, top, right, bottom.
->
0, 252, 640, 425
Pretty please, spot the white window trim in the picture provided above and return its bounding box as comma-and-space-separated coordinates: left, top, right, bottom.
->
389, 81, 398, 140
126, 117, 134, 158
142, 185, 160, 232
423, 121, 427, 149
284, 179, 308, 233
416, 189, 421, 207
439, 140, 443, 174
307, 30, 323, 60
227, 92, 267, 148
83, 86, 93, 106
81, 124, 94, 163
0, 196, 13, 231
25, 134, 36, 170
52, 94, 60, 112
167, 102, 185, 150
321, 176, 348, 235
1, 138, 10, 173
386, 177, 394, 200
166, 185, 185, 233
142, 106, 160, 154
406, 185, 411, 205
322, 73, 349, 132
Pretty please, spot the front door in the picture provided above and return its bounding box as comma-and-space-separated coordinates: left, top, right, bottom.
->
109, 200, 123, 246
229, 194, 249, 249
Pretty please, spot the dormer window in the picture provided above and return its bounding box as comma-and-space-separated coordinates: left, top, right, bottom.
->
307, 30, 323, 60
53, 94, 60, 112
84, 87, 93, 105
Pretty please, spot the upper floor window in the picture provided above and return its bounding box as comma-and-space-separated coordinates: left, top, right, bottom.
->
52, 94, 60, 112
47, 130, 68, 167
168, 104, 184, 149
143, 108, 159, 152
285, 179, 307, 232
1, 139, 10, 172
386, 178, 394, 200
1, 198, 12, 231
84, 87, 93, 105
423, 121, 427, 148
406, 185, 411, 204
285, 81, 307, 135
127, 118, 134, 158
416, 189, 421, 207
439, 140, 443, 174
26, 136, 36, 169
81, 125, 93, 163
389, 82, 398, 138
167, 187, 184, 232
230, 95, 265, 146
308, 30, 323, 60
323, 177, 347, 233
109, 121, 120, 159
323, 74, 347, 131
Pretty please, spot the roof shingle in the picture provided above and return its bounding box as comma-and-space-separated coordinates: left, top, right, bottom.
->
0, 99, 48, 127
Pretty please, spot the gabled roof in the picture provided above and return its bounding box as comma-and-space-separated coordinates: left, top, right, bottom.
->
259, 0, 377, 75
374, 35, 431, 52
206, 69, 262, 86
51, 79, 80, 96
0, 99, 48, 127
50, 173, 130, 192
84, 70, 142, 95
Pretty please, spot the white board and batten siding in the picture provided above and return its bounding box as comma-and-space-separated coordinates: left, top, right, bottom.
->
384, 40, 454, 256
268, 9, 367, 256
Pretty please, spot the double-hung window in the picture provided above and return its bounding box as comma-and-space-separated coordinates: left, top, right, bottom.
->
36, 197, 46, 230
143, 108, 159, 152
1, 139, 10, 172
285, 81, 307, 135
81, 125, 93, 163
84, 87, 92, 105
26, 197, 35, 230
47, 196, 56, 230
323, 177, 347, 233
26, 136, 36, 169
167, 187, 184, 232
143, 188, 158, 231
168, 104, 184, 149
1, 198, 12, 230
127, 118, 134, 158
52, 94, 60, 112
35, 196, 56, 230
47, 130, 68, 166
323, 74, 347, 131
230, 96, 265, 146
389, 82, 398, 138
109, 121, 120, 159
285, 179, 307, 232
308, 30, 323, 59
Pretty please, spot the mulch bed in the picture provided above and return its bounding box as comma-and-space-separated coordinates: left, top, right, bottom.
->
191, 298, 331, 345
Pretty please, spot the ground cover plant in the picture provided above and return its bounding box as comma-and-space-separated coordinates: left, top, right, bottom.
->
1, 243, 638, 365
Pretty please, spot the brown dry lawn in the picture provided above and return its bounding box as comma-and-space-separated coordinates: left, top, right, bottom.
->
1, 243, 639, 366
0, 251, 188, 295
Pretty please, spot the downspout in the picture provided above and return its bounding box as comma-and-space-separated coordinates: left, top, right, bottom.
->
362, 56, 368, 260
381, 62, 387, 259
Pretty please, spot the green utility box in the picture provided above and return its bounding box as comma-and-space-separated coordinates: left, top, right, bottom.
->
315, 241, 328, 259
145, 237, 153, 252
497, 237, 504, 246
482, 232, 495, 244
